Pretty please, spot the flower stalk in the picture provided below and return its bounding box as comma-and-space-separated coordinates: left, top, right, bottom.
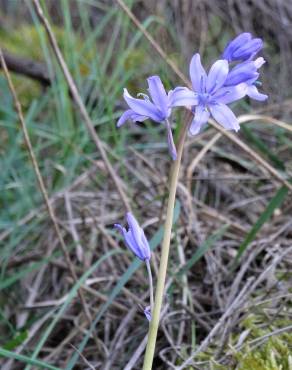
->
145, 259, 154, 313
142, 116, 190, 370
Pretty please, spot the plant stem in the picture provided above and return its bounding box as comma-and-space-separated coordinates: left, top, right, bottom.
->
145, 259, 154, 312
142, 118, 189, 370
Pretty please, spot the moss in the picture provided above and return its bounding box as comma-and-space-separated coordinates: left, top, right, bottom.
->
0, 22, 93, 105
234, 312, 292, 370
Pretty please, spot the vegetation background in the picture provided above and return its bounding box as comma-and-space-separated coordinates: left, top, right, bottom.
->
0, 0, 291, 369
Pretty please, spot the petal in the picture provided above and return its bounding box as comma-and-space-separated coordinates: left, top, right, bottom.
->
123, 89, 163, 122
126, 212, 143, 245
130, 113, 149, 123
247, 85, 268, 101
189, 53, 207, 93
254, 57, 265, 69
170, 87, 199, 107
114, 223, 124, 233
212, 83, 248, 104
147, 76, 169, 117
233, 38, 263, 60
206, 60, 229, 93
222, 33, 252, 61
126, 213, 151, 261
209, 103, 240, 131
140, 230, 151, 260
144, 306, 152, 321
165, 121, 177, 160
224, 61, 258, 86
117, 109, 135, 127
124, 230, 144, 260
189, 105, 210, 135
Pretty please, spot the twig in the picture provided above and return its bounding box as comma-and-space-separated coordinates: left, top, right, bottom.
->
64, 191, 84, 262
70, 344, 96, 370
32, 0, 131, 212
0, 49, 51, 85
0, 48, 93, 332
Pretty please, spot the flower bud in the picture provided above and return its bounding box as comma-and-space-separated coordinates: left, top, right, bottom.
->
223, 33, 263, 62
114, 213, 151, 261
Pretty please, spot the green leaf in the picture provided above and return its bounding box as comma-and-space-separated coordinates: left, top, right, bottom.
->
3, 330, 28, 350
235, 185, 289, 264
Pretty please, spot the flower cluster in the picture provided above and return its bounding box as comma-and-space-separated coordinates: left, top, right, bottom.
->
117, 32, 267, 159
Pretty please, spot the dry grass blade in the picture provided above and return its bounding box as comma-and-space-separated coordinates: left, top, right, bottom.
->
238, 113, 292, 132
176, 277, 255, 370
0, 48, 94, 339
210, 119, 292, 191
32, 0, 132, 212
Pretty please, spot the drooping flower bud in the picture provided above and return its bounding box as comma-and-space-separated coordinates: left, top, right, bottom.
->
223, 33, 263, 62
114, 213, 151, 261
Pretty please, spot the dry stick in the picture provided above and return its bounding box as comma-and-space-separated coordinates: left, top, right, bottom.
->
0, 49, 93, 328
117, 0, 292, 193
32, 0, 131, 212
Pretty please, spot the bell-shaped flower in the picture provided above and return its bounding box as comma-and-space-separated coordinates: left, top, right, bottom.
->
225, 57, 268, 101
222, 33, 263, 62
117, 76, 177, 160
114, 213, 151, 261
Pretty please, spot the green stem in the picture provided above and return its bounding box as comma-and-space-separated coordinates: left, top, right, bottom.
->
142, 120, 189, 370
146, 259, 154, 312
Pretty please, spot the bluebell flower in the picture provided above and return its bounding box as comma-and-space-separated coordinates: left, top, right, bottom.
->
117, 76, 177, 160
222, 33, 263, 62
171, 54, 248, 135
225, 57, 268, 101
114, 212, 151, 261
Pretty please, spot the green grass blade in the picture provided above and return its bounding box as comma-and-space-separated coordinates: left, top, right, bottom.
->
176, 224, 229, 278
235, 185, 289, 264
0, 347, 61, 370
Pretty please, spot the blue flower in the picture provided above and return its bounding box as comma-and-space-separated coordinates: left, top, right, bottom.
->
222, 33, 263, 62
114, 213, 151, 261
117, 76, 177, 160
225, 57, 268, 101
171, 54, 248, 135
